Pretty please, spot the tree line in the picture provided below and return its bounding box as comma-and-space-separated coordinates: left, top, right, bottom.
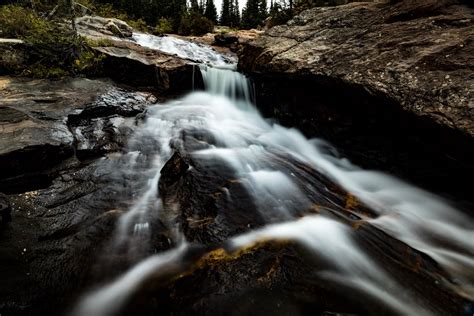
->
102, 0, 272, 30
1, 0, 369, 36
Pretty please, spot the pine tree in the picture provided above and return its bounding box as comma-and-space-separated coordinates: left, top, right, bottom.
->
220, 0, 231, 25
230, 0, 240, 27
167, 0, 188, 30
259, 0, 267, 20
204, 0, 217, 23
242, 0, 268, 28
199, 0, 205, 14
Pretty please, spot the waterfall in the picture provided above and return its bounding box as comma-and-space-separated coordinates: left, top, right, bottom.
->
73, 37, 474, 316
198, 64, 253, 103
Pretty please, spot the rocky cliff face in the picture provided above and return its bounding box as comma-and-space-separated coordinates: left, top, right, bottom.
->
238, 0, 474, 204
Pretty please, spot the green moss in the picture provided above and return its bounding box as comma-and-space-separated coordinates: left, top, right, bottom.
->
73, 49, 106, 76
84, 37, 114, 47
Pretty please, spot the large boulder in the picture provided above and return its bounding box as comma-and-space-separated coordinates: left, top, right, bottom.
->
124, 124, 469, 316
91, 41, 201, 92
239, 0, 473, 137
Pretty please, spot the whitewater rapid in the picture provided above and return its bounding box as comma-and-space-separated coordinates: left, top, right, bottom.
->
73, 36, 473, 316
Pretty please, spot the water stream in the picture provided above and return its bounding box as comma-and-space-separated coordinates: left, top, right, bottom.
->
73, 35, 473, 316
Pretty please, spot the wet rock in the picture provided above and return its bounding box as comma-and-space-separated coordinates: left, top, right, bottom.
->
157, 125, 370, 244
67, 85, 153, 158
158, 131, 265, 244
0, 158, 125, 316
0, 76, 154, 193
0, 105, 75, 192
159, 151, 189, 187
152, 122, 469, 316
94, 42, 199, 92
72, 115, 134, 159
120, 232, 467, 316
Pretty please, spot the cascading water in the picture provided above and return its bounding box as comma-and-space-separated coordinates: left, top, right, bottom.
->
73, 36, 474, 316
132, 33, 236, 67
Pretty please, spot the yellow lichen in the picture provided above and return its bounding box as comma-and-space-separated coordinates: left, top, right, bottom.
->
345, 193, 359, 210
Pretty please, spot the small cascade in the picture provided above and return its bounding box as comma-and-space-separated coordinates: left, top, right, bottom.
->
132, 33, 236, 67
73, 38, 474, 316
198, 64, 253, 103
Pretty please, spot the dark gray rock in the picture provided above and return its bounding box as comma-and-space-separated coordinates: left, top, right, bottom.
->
0, 76, 155, 315
0, 193, 11, 223
0, 76, 155, 193
214, 33, 239, 46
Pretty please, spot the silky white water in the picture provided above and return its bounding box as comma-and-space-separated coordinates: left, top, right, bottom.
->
132, 33, 236, 67
73, 42, 473, 316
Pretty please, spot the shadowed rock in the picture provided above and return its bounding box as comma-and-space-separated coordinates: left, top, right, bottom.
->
0, 193, 12, 223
